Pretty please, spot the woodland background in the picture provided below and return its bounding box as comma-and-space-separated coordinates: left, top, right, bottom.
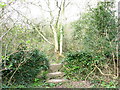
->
0, 0, 119, 88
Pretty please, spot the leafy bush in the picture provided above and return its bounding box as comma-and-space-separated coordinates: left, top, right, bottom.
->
63, 51, 95, 80
2, 48, 49, 85
71, 1, 118, 80
73, 1, 117, 56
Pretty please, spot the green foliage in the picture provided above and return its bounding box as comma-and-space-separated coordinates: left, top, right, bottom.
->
93, 2, 116, 29
63, 51, 95, 80
63, 50, 107, 80
91, 2, 117, 41
73, 1, 118, 63
73, 1, 117, 42
2, 48, 49, 85
66, 1, 118, 81
0, 2, 7, 8
92, 79, 118, 88
100, 81, 117, 88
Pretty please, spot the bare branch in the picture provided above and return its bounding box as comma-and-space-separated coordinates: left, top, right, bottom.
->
34, 26, 53, 45
95, 65, 113, 76
10, 6, 53, 45
0, 28, 11, 41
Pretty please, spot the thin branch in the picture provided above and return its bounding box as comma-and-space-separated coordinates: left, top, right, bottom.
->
7, 56, 27, 85
0, 19, 18, 41
95, 65, 113, 76
85, 67, 96, 81
0, 28, 12, 41
10, 6, 53, 45
55, 0, 62, 28
34, 27, 53, 45
7, 50, 38, 85
65, 1, 71, 7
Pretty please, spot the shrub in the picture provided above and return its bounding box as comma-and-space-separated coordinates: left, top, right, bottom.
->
2, 49, 49, 85
63, 51, 95, 80
70, 1, 118, 80
73, 1, 117, 57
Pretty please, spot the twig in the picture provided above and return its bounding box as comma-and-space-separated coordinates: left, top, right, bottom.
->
11, 6, 53, 45
0, 68, 9, 72
2, 50, 30, 59
95, 65, 113, 76
7, 62, 22, 85
0, 28, 12, 41
34, 26, 53, 45
7, 56, 28, 85
85, 67, 96, 81
7, 51, 36, 85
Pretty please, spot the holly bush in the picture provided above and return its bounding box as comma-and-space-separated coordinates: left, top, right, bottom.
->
2, 49, 49, 86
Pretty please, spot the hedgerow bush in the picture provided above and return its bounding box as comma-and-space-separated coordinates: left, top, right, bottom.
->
2, 48, 49, 86
64, 1, 119, 82
63, 51, 95, 80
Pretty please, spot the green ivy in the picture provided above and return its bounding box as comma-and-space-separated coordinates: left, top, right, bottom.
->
63, 51, 95, 80
2, 48, 49, 85
0, 2, 7, 8
72, 1, 118, 65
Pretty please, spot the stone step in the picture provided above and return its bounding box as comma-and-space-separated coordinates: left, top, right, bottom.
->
49, 63, 62, 72
47, 79, 68, 83
47, 72, 64, 78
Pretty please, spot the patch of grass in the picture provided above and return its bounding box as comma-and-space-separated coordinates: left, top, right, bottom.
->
91, 79, 118, 88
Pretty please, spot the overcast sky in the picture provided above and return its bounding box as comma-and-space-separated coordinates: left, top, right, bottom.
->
1, 0, 120, 23
22, 0, 120, 23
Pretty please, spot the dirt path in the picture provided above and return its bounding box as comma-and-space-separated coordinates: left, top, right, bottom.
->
55, 80, 93, 88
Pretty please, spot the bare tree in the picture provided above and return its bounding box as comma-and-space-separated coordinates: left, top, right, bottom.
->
44, 0, 70, 57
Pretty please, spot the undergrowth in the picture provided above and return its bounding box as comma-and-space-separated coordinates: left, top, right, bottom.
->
2, 48, 49, 87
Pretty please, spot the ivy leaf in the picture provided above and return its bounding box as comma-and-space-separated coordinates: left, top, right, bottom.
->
9, 64, 13, 68
26, 40, 31, 44
0, 2, 7, 8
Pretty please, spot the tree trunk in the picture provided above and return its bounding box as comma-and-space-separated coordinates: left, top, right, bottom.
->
0, 8, 4, 86
54, 31, 59, 52
59, 0, 65, 55
60, 26, 63, 55
117, 1, 120, 78
0, 39, 2, 87
50, 25, 59, 52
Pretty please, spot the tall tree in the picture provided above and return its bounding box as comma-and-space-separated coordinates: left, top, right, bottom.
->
42, 0, 71, 57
